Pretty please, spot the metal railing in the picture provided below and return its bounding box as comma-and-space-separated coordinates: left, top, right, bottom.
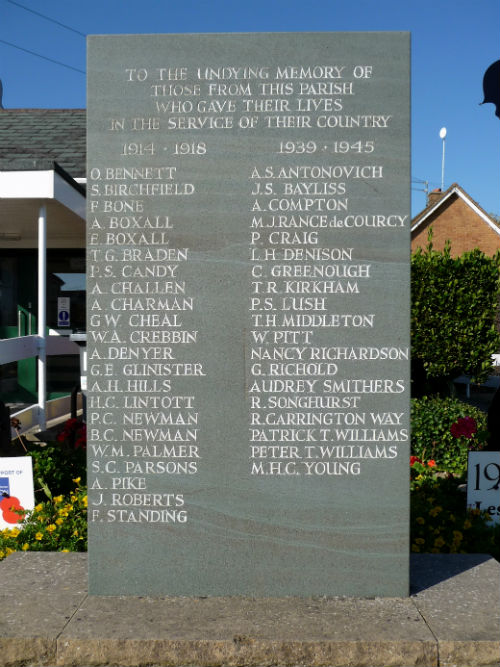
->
0, 332, 81, 437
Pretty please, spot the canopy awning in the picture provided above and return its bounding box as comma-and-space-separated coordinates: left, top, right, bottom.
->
0, 162, 85, 249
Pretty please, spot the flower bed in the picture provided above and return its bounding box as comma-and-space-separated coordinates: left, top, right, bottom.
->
0, 479, 87, 559
1, 418, 87, 560
410, 456, 499, 559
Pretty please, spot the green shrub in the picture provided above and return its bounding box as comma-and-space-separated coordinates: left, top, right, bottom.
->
411, 237, 500, 389
28, 419, 86, 503
411, 472, 499, 559
411, 396, 487, 474
0, 480, 87, 560
28, 444, 85, 502
0, 419, 88, 560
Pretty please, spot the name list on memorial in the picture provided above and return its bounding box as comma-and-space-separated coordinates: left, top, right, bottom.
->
87, 32, 410, 597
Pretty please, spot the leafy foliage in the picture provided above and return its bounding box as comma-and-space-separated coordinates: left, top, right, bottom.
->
29, 443, 86, 503
411, 470, 499, 559
411, 236, 500, 388
411, 397, 488, 474
28, 419, 86, 503
0, 480, 87, 560
0, 421, 88, 561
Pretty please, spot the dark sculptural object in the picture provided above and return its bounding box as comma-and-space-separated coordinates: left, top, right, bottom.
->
481, 60, 500, 118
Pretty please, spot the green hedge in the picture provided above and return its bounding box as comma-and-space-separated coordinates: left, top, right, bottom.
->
411, 237, 500, 388
411, 396, 488, 474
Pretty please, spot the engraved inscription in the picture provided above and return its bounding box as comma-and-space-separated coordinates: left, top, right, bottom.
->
87, 32, 410, 597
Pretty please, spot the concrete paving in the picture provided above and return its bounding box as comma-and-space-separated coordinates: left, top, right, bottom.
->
0, 552, 499, 667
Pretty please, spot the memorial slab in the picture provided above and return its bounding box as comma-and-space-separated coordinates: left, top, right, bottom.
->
87, 32, 411, 596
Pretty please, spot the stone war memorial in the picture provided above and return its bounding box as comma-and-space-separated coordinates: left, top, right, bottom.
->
86, 32, 410, 597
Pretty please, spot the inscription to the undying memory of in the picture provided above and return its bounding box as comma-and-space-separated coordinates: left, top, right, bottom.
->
87, 32, 410, 597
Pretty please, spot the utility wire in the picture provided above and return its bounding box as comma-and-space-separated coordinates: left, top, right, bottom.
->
0, 38, 85, 74
6, 0, 86, 37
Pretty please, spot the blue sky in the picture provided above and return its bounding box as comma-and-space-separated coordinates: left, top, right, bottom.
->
0, 0, 498, 217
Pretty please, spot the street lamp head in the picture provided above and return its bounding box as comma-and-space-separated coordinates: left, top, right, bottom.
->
439, 127, 447, 139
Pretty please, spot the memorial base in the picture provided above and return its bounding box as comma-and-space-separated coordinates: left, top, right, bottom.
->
0, 552, 498, 667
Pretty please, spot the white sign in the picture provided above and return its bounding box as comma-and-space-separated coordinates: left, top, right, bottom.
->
467, 451, 500, 524
0, 457, 35, 529
57, 296, 71, 328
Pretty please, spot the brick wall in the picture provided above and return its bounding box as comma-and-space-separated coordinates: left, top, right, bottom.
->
411, 192, 500, 257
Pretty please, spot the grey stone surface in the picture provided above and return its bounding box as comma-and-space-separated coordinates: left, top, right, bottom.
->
0, 553, 87, 666
1, 553, 499, 666
57, 596, 436, 667
0, 551, 88, 596
410, 554, 500, 667
87, 31, 411, 598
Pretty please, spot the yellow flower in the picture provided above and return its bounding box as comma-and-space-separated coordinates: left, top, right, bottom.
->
5, 547, 14, 556
53, 495, 64, 504
72, 477, 81, 484
61, 549, 70, 553
0, 550, 4, 558
22, 543, 29, 551
34, 503, 43, 513
416, 517, 425, 525
453, 530, 463, 541
463, 519, 472, 530
72, 529, 79, 537
411, 544, 420, 552
434, 537, 445, 548
415, 538, 425, 545
55, 518, 64, 526
35, 532, 43, 541
429, 506, 442, 517
82, 496, 88, 508
46, 524, 56, 533
9, 528, 20, 538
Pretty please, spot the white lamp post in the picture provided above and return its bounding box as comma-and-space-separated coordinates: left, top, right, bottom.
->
439, 127, 447, 191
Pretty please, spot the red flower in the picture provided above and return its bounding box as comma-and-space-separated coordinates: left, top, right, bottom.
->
57, 419, 87, 449
74, 436, 86, 450
0, 495, 25, 523
410, 456, 422, 466
450, 417, 477, 439
427, 459, 436, 467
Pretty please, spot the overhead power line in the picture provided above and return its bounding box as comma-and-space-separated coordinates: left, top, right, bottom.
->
6, 0, 86, 37
0, 38, 85, 74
